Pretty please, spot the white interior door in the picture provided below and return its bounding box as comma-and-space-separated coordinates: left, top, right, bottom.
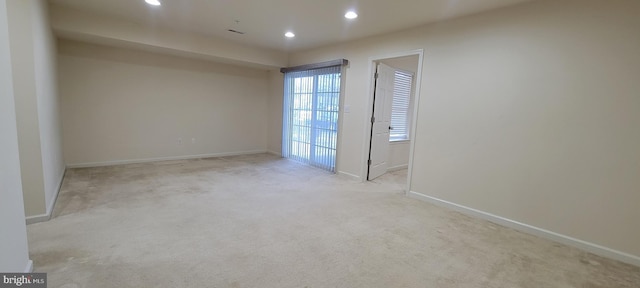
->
368, 63, 394, 180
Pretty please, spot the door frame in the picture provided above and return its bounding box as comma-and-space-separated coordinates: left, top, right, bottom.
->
360, 49, 424, 194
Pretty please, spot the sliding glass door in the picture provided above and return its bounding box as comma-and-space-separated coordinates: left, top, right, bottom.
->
283, 66, 341, 172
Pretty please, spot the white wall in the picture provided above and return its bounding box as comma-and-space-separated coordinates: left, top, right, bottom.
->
7, 0, 45, 217
5, 0, 65, 220
380, 55, 419, 74
32, 0, 65, 218
289, 0, 640, 263
7, 0, 64, 220
0, 0, 31, 272
267, 70, 284, 155
59, 40, 270, 166
387, 141, 411, 171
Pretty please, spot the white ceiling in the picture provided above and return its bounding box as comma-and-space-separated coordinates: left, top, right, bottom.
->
49, 0, 532, 52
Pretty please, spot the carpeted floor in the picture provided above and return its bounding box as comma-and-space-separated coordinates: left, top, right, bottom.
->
27, 153, 640, 288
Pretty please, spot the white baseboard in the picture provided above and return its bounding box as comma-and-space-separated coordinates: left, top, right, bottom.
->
25, 213, 49, 225
387, 164, 408, 172
407, 191, 640, 268
24, 260, 33, 273
46, 167, 66, 217
267, 150, 282, 157
26, 168, 66, 225
66, 150, 268, 168
338, 171, 361, 182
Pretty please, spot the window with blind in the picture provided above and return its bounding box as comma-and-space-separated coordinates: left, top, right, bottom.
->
390, 70, 413, 141
282, 65, 342, 172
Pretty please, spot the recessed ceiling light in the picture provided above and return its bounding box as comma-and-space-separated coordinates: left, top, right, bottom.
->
285, 32, 295, 38
345, 11, 358, 19
145, 0, 161, 6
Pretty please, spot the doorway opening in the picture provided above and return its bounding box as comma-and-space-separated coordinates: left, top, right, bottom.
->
364, 51, 423, 193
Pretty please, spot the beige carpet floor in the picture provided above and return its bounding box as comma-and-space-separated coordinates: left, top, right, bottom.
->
27, 153, 640, 288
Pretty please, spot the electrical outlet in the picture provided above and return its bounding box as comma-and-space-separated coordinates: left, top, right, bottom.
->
177, 137, 182, 145
191, 138, 196, 144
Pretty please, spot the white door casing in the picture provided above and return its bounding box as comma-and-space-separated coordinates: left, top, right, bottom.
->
368, 63, 394, 180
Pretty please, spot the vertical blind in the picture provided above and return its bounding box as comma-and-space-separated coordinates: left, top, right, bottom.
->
282, 66, 342, 172
390, 70, 413, 141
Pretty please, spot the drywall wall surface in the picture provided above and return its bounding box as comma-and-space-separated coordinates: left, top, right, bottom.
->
7, 0, 47, 217
32, 0, 65, 215
289, 0, 640, 257
267, 70, 284, 155
380, 55, 419, 74
6, 0, 65, 219
388, 141, 410, 170
0, 0, 31, 272
59, 40, 270, 166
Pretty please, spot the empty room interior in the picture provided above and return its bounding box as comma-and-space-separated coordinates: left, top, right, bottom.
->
1, 0, 640, 287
